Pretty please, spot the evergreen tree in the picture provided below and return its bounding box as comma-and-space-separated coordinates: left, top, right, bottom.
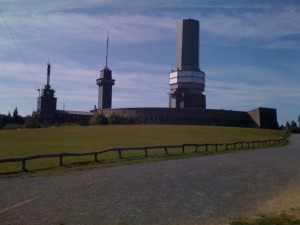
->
13, 107, 19, 123
291, 120, 297, 128
13, 107, 18, 119
7, 111, 12, 123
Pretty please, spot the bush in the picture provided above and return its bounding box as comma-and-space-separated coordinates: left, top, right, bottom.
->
108, 113, 125, 124
24, 113, 41, 128
290, 127, 300, 134
89, 113, 108, 125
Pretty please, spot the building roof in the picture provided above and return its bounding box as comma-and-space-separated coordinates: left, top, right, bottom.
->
56, 110, 93, 116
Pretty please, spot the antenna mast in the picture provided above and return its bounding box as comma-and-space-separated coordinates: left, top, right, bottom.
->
105, 30, 109, 68
46, 62, 51, 88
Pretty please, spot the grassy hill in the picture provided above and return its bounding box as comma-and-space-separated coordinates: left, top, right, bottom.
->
0, 125, 283, 173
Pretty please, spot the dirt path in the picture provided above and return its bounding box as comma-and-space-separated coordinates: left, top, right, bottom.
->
1, 135, 299, 225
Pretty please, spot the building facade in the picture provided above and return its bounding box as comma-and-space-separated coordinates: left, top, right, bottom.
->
99, 107, 278, 128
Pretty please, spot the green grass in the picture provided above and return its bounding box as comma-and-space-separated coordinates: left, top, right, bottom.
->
0, 125, 283, 174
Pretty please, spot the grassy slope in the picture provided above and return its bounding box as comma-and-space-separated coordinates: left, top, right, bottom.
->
0, 125, 282, 173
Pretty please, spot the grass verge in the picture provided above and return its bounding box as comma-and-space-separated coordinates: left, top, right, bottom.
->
230, 214, 300, 225
0, 125, 285, 175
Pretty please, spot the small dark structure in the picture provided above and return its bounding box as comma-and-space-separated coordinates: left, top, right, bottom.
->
97, 67, 115, 109
37, 63, 57, 123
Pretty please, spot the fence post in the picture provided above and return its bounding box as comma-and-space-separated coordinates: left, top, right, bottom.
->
144, 148, 148, 157
215, 144, 218, 151
94, 153, 99, 162
195, 145, 198, 153
164, 147, 169, 156
60, 155, 64, 166
182, 145, 185, 154
118, 149, 122, 159
22, 160, 28, 172
205, 144, 208, 152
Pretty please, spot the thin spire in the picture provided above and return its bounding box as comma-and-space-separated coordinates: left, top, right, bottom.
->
105, 30, 109, 68
46, 62, 51, 88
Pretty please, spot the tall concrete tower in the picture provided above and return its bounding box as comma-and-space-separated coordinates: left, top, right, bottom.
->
96, 31, 115, 109
37, 63, 57, 122
168, 18, 206, 108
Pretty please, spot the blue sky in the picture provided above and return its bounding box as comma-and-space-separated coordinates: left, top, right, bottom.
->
0, 0, 299, 125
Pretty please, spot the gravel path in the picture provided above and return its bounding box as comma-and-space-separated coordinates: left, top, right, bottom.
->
1, 134, 299, 225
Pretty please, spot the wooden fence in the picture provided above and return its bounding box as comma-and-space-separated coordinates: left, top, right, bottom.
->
0, 138, 285, 173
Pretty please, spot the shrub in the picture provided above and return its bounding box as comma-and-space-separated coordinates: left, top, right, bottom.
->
108, 113, 125, 124
89, 113, 108, 125
24, 113, 41, 128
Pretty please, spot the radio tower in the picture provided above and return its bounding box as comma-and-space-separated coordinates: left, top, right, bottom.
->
105, 30, 109, 68
96, 30, 115, 109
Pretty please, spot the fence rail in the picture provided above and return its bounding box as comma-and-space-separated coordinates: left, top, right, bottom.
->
0, 138, 285, 173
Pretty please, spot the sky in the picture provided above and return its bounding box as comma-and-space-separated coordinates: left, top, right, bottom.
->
0, 0, 299, 126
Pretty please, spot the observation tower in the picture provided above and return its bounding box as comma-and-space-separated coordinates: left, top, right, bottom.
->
168, 19, 206, 108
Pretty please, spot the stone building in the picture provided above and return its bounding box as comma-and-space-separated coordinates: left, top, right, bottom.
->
36, 19, 278, 129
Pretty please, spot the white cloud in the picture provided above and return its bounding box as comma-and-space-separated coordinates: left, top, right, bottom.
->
200, 5, 300, 49
1, 11, 176, 45
205, 64, 300, 119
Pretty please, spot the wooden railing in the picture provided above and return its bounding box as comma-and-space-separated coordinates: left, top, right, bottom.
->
0, 138, 285, 173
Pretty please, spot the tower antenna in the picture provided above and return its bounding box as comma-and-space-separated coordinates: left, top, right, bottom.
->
105, 30, 109, 68
46, 62, 51, 88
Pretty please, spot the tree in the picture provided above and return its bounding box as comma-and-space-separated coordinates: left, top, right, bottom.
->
10, 107, 24, 124
7, 111, 12, 123
0, 114, 6, 129
285, 121, 290, 129
291, 120, 297, 128
24, 113, 41, 128
89, 113, 108, 125
108, 113, 125, 124
13, 107, 18, 119
289, 120, 300, 133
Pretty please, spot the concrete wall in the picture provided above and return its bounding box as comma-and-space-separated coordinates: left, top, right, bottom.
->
100, 107, 250, 127
51, 107, 278, 129
55, 110, 93, 125
248, 108, 278, 129
99, 107, 278, 129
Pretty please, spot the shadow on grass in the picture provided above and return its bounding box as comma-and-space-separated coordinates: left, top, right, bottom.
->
230, 214, 300, 225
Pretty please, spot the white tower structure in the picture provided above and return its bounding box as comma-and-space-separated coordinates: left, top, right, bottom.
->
168, 19, 206, 108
